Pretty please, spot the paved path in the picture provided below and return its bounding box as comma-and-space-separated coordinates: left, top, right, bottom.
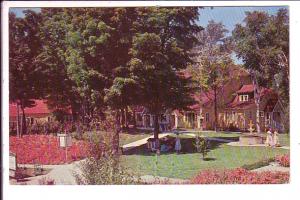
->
140, 175, 189, 184
252, 162, 289, 173
122, 133, 172, 150
227, 141, 290, 150
12, 160, 85, 185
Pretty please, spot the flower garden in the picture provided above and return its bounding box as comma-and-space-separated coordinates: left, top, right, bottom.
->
9, 132, 290, 184
190, 168, 289, 184
10, 135, 90, 165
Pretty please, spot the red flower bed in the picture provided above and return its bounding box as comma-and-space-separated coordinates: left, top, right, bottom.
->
190, 168, 289, 184
275, 154, 290, 167
10, 135, 91, 165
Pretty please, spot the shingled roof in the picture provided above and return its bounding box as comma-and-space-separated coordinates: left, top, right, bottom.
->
227, 85, 276, 110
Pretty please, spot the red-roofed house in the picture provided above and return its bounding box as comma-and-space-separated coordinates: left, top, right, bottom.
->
134, 67, 255, 131
133, 67, 286, 132
218, 84, 285, 132
9, 99, 72, 127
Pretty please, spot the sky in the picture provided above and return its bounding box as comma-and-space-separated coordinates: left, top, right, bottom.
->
10, 6, 287, 35
197, 6, 287, 34
10, 6, 287, 64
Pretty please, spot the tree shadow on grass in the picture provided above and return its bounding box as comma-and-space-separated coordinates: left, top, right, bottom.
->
203, 157, 216, 161
122, 136, 228, 156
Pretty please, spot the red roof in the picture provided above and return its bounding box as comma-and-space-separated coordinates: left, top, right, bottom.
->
236, 84, 273, 95
227, 85, 276, 110
236, 84, 255, 93
9, 100, 52, 117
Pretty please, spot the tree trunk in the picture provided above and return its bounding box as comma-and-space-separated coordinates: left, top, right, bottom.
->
132, 109, 136, 129
21, 106, 27, 136
252, 75, 261, 134
256, 102, 261, 133
125, 107, 129, 129
153, 114, 160, 140
214, 87, 218, 132
121, 109, 125, 130
16, 103, 20, 137
113, 110, 121, 154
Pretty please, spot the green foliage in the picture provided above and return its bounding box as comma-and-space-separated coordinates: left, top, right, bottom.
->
193, 133, 209, 160
232, 9, 289, 104
74, 131, 140, 185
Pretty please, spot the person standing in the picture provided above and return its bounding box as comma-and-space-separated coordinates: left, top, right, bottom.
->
265, 128, 273, 147
273, 129, 280, 147
175, 134, 182, 154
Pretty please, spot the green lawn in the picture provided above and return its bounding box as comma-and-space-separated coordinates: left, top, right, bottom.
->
122, 145, 288, 179
121, 132, 289, 179
278, 133, 290, 146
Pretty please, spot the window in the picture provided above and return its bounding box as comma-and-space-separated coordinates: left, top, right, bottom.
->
137, 113, 143, 122
239, 95, 249, 102
260, 111, 264, 117
205, 113, 209, 122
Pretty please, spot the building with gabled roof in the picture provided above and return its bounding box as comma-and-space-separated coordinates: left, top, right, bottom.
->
9, 99, 72, 128
134, 69, 286, 132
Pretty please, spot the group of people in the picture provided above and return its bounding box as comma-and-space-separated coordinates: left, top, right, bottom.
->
147, 134, 182, 154
265, 128, 280, 147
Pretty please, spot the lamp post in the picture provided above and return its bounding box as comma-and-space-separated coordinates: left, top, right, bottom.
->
58, 132, 72, 164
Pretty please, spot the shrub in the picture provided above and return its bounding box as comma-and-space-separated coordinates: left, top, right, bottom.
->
275, 154, 290, 167
190, 168, 289, 184
193, 134, 209, 160
74, 131, 140, 185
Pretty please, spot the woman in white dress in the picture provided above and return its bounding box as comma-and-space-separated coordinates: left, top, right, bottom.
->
273, 129, 280, 147
265, 128, 273, 147
175, 134, 182, 154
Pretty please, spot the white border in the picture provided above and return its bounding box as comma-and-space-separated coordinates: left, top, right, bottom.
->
2, 1, 300, 200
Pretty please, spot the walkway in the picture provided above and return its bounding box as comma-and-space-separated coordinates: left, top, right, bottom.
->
140, 175, 189, 184
122, 133, 172, 151
11, 160, 85, 185
227, 141, 290, 150
252, 162, 290, 173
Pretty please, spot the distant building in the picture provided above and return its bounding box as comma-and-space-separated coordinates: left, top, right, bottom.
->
9, 99, 72, 127
134, 68, 286, 132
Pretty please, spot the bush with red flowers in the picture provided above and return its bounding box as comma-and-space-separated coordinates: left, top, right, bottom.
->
190, 168, 289, 184
10, 135, 91, 165
275, 154, 290, 167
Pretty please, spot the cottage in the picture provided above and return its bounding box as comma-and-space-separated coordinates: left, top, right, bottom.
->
219, 84, 285, 132
9, 99, 72, 128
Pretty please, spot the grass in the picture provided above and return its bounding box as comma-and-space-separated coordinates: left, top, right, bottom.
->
122, 133, 289, 179
278, 133, 290, 146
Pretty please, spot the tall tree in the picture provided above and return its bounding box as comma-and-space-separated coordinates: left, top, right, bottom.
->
129, 7, 201, 142
36, 8, 82, 120
9, 10, 43, 136
232, 9, 289, 133
190, 20, 233, 131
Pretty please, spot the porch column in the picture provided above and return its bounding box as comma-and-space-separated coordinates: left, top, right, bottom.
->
175, 114, 178, 128
142, 114, 145, 127
150, 115, 154, 127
